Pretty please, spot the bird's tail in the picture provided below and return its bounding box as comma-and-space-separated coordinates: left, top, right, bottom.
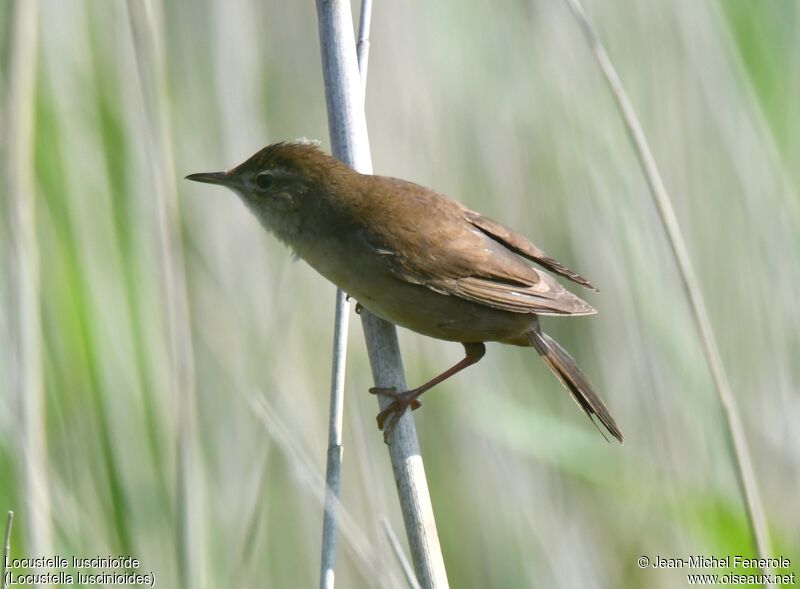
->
528, 327, 624, 443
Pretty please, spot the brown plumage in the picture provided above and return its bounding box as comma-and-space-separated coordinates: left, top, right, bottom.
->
187, 141, 623, 443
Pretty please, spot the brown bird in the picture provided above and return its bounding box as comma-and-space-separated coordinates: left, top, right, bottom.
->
187, 141, 623, 443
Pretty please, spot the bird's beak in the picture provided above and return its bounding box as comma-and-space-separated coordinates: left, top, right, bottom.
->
185, 171, 232, 186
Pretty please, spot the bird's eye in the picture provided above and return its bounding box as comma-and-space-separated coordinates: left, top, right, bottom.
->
255, 171, 275, 190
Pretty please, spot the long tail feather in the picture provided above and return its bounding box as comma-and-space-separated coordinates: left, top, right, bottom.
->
528, 328, 624, 443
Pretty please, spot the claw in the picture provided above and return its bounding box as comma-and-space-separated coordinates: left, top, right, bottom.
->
370, 387, 423, 442
355, 302, 363, 314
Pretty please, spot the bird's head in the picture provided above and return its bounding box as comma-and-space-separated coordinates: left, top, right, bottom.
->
186, 139, 353, 238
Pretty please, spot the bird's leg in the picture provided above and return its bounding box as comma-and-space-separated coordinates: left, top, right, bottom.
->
370, 342, 486, 441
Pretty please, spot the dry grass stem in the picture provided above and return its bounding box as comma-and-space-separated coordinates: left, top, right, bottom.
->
251, 395, 401, 586
4, 0, 54, 565
2, 511, 14, 589
562, 0, 773, 583
381, 516, 422, 589
124, 1, 206, 586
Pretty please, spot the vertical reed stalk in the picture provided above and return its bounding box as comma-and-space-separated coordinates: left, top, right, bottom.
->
319, 2, 374, 587
314, 0, 449, 586
356, 0, 374, 90
320, 289, 351, 589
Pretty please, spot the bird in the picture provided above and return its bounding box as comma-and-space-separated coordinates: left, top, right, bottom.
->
186, 141, 623, 443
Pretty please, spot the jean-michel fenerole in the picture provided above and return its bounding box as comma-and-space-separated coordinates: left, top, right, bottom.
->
649, 555, 790, 569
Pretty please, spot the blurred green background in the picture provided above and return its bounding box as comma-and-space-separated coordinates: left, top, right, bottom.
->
2, 0, 799, 587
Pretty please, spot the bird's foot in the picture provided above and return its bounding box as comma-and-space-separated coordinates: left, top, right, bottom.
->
369, 386, 422, 443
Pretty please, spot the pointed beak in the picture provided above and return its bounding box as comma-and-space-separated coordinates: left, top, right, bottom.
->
185, 171, 231, 186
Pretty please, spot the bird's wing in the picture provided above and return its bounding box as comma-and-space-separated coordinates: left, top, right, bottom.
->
465, 212, 597, 291
390, 228, 596, 316
436, 273, 595, 316
358, 180, 595, 316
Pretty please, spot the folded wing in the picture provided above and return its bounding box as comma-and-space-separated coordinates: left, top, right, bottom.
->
465, 212, 597, 291
358, 177, 597, 316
